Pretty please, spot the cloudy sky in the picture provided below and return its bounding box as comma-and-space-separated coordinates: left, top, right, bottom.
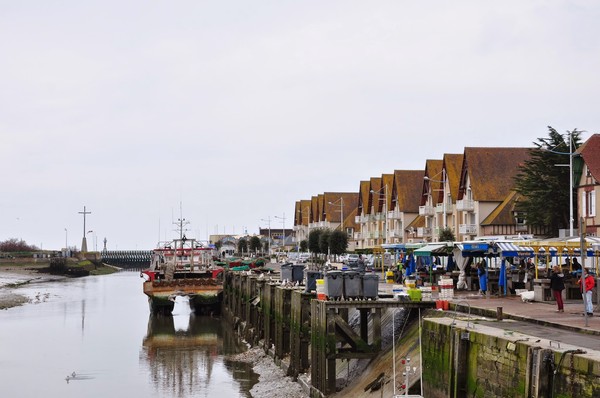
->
1, 1, 599, 251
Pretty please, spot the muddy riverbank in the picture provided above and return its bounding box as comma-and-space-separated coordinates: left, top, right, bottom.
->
0, 264, 66, 309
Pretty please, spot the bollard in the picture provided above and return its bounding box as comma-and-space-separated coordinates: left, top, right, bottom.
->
496, 306, 503, 321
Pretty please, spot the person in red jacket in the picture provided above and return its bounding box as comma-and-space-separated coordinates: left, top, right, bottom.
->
578, 268, 596, 316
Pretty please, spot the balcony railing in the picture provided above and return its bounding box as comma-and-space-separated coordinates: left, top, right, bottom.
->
459, 224, 477, 235
387, 210, 401, 219
417, 227, 432, 237
435, 203, 453, 214
419, 205, 435, 217
388, 230, 401, 238
456, 199, 475, 212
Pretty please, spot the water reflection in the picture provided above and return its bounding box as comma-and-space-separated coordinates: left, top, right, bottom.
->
141, 312, 257, 397
0, 272, 257, 398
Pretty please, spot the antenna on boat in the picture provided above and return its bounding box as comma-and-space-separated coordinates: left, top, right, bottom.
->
173, 202, 190, 241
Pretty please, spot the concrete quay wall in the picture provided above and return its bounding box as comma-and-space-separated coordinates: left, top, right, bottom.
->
422, 316, 600, 398
222, 270, 600, 397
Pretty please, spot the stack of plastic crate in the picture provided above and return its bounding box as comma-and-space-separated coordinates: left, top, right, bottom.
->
420, 286, 433, 301
438, 278, 454, 300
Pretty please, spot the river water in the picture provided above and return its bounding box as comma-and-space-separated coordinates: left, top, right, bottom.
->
0, 271, 257, 398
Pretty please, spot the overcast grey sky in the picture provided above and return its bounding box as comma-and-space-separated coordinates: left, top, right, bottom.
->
1, 1, 599, 250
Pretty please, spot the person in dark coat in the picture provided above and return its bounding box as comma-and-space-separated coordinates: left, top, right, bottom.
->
550, 265, 565, 312
477, 261, 487, 295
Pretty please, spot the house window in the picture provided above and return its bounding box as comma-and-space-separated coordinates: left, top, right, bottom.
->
585, 190, 596, 217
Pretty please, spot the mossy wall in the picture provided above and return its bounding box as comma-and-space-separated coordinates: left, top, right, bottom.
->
422, 318, 600, 398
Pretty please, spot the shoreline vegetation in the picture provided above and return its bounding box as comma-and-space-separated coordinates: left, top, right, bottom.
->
0, 259, 118, 310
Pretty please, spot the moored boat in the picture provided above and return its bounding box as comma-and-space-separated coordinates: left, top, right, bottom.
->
141, 235, 223, 315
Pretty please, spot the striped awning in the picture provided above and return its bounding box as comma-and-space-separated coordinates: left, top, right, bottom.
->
495, 242, 534, 257
573, 248, 599, 257
537, 247, 560, 256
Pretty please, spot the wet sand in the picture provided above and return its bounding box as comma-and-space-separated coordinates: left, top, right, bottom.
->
0, 264, 64, 309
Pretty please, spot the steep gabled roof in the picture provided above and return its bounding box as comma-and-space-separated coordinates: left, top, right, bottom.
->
357, 180, 370, 216
578, 134, 600, 182
294, 201, 301, 225
368, 177, 382, 214
460, 147, 530, 201
323, 192, 359, 224
381, 173, 394, 212
394, 170, 425, 213
317, 194, 325, 222
406, 214, 425, 230
422, 159, 443, 206
299, 199, 312, 225
311, 196, 319, 223
443, 153, 463, 201
481, 191, 519, 226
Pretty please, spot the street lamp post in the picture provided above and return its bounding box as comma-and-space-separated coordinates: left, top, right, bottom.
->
275, 213, 286, 252
261, 217, 272, 255
552, 130, 576, 237
569, 132, 574, 237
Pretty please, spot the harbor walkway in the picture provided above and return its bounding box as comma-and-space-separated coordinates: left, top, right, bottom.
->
393, 284, 600, 361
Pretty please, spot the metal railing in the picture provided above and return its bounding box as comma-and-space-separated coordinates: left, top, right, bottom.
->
459, 224, 477, 234
456, 199, 474, 212
419, 205, 435, 216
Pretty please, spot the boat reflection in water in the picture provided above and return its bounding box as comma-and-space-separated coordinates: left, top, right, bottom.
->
141, 299, 257, 397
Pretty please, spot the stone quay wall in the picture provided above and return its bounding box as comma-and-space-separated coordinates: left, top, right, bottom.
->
422, 317, 600, 398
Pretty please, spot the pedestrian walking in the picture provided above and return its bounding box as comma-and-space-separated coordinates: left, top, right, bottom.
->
550, 265, 565, 312
477, 261, 487, 295
577, 268, 595, 316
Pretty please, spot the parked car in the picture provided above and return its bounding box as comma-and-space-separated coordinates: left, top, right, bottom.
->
346, 253, 360, 267
298, 253, 310, 263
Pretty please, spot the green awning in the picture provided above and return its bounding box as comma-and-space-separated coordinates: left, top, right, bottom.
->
414, 243, 447, 257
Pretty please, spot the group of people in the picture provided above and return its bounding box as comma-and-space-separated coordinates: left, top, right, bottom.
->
550, 264, 595, 316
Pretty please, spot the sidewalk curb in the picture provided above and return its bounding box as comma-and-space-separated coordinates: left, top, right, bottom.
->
452, 302, 600, 336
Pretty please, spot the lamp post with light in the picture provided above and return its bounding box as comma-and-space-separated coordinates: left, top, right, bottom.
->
261, 217, 272, 255
551, 131, 576, 237
274, 213, 286, 253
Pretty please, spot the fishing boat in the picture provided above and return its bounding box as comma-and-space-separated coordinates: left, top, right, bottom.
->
141, 235, 223, 315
